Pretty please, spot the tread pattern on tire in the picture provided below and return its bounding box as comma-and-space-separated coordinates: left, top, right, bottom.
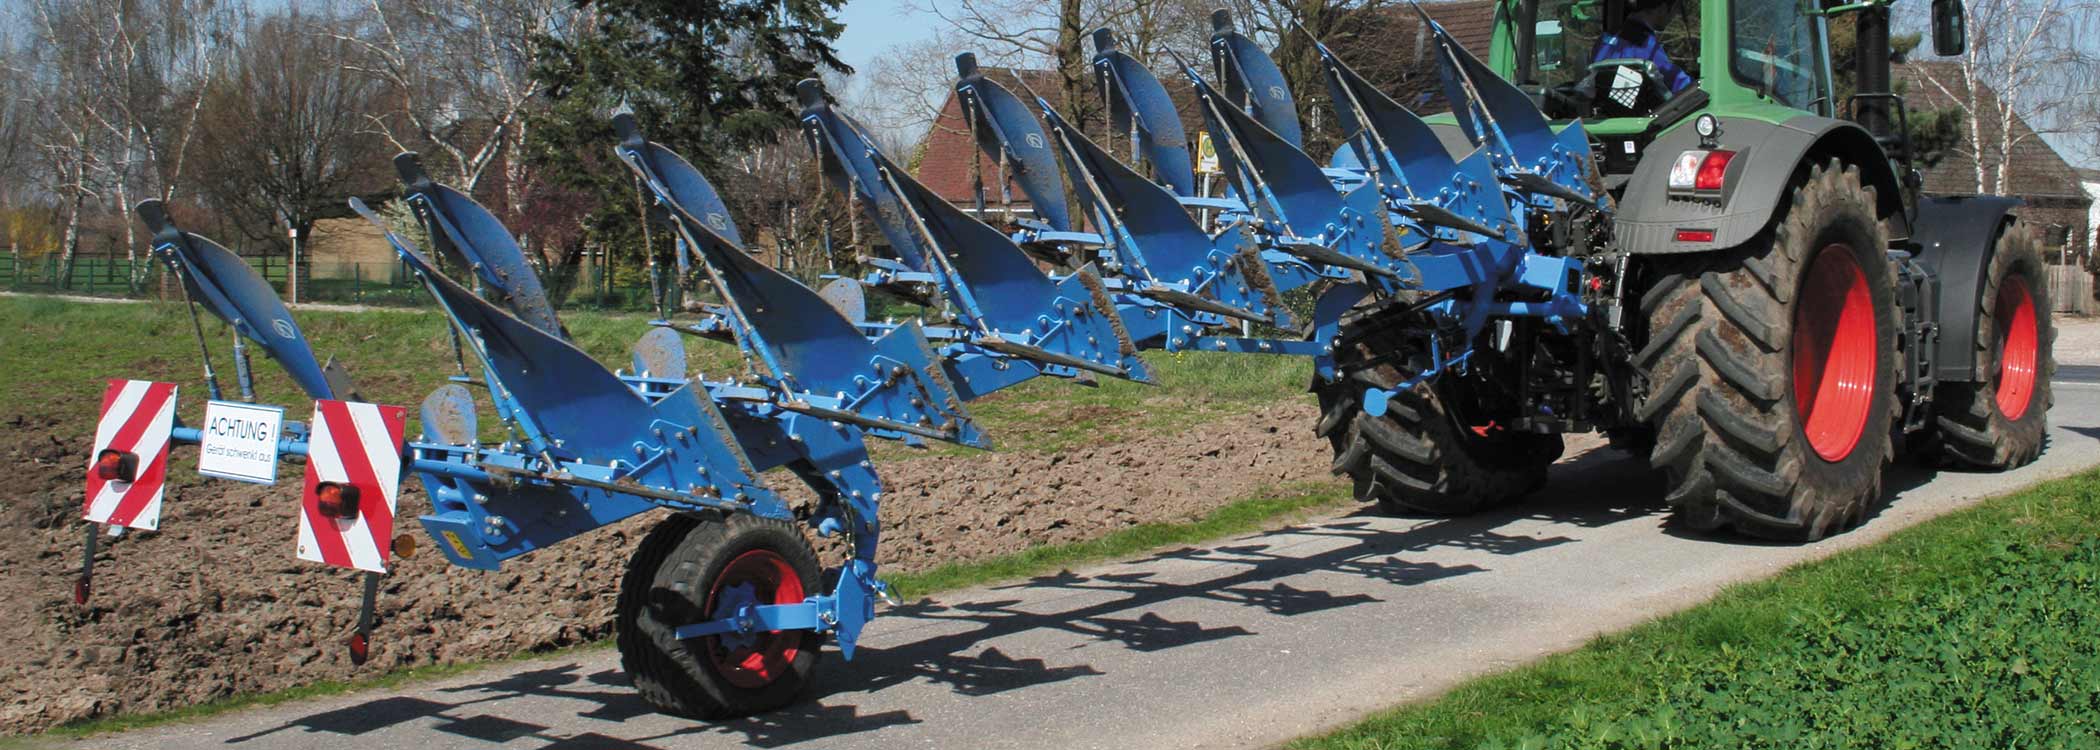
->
1315, 306, 1564, 516
1935, 224, 2053, 469
1637, 160, 1898, 541
617, 512, 822, 719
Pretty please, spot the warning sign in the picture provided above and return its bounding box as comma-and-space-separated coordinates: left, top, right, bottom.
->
1196, 131, 1220, 175
84, 379, 178, 530
197, 400, 285, 484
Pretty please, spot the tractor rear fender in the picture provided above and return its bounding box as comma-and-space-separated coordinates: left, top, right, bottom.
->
1615, 115, 1906, 254
1910, 194, 2024, 382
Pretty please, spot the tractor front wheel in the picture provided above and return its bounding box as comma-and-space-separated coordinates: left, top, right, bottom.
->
617, 512, 823, 718
1637, 160, 1898, 541
1934, 224, 2053, 468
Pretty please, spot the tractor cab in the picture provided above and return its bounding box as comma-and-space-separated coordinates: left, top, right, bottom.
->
1497, 0, 1838, 181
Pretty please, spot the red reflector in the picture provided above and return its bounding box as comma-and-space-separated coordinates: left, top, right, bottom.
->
94, 449, 137, 483
1695, 150, 1736, 191
1675, 229, 1717, 243
316, 481, 362, 520
347, 632, 369, 666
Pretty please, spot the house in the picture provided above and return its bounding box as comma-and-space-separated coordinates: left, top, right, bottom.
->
2079, 167, 2100, 261
1896, 61, 2093, 270
1323, 0, 1500, 114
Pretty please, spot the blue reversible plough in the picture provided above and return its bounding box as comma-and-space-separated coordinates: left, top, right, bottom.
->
84, 14, 1616, 717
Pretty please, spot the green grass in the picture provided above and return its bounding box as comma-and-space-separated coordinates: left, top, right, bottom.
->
1292, 469, 2100, 750
1, 296, 1308, 453
23, 480, 1350, 744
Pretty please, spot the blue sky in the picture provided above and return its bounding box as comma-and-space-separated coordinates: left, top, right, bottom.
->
834, 0, 941, 74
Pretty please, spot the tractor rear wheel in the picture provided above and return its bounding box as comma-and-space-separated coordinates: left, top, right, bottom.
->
1637, 160, 1898, 541
618, 512, 823, 718
1934, 224, 2053, 468
1315, 305, 1564, 516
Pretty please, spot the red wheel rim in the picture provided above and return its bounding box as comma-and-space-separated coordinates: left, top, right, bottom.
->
1791, 244, 1879, 463
701, 549, 805, 690
1993, 276, 2039, 420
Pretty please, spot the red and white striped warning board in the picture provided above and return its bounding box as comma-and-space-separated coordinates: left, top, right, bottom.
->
84, 379, 179, 530
296, 400, 407, 573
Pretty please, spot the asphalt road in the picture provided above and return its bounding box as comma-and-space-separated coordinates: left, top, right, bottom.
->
55, 384, 2100, 750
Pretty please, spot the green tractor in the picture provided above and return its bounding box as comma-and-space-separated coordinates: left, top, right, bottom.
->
1319, 0, 2053, 540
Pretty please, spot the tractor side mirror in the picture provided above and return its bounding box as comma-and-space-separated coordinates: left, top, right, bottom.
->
1931, 0, 1966, 56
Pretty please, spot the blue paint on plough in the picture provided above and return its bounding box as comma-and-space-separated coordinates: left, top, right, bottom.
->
102, 9, 1612, 716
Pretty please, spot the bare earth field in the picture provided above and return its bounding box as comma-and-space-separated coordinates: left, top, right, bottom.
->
0, 397, 1339, 734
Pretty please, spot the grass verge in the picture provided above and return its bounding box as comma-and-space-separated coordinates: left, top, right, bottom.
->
1291, 468, 2100, 750
24, 480, 1351, 744
0, 296, 1307, 454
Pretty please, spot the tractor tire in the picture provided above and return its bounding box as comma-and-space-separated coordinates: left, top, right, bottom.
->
1934, 224, 2053, 468
1315, 307, 1565, 516
618, 512, 823, 719
1636, 160, 1899, 542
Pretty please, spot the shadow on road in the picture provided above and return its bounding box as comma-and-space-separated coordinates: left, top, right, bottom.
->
206, 445, 1723, 749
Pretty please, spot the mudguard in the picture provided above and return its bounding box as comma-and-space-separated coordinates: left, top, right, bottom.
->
1909, 194, 2023, 382
1615, 114, 1905, 254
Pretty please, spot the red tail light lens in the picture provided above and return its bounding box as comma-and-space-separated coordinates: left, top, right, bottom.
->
1695, 150, 1736, 191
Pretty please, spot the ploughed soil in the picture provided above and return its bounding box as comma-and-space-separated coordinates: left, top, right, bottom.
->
0, 401, 1352, 734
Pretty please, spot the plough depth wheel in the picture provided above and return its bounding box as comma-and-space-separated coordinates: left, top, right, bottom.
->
1639, 161, 1898, 541
1317, 305, 1564, 516
1933, 225, 2053, 468
617, 512, 823, 718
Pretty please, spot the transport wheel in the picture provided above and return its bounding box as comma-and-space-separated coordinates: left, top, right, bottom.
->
1934, 224, 2053, 468
1315, 303, 1565, 516
618, 512, 823, 718
1636, 160, 1898, 541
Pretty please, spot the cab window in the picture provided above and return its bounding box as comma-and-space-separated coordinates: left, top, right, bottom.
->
1730, 0, 1830, 111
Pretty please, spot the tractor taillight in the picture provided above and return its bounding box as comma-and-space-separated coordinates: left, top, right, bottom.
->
316, 481, 362, 520
1675, 229, 1717, 243
93, 449, 139, 483
1669, 150, 1737, 195
1695, 150, 1735, 190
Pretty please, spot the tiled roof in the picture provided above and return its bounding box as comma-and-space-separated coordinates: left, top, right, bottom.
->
1897, 61, 2089, 203
1327, 0, 1499, 114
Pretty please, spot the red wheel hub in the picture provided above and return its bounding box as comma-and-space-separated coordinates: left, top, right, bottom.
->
702, 549, 805, 689
1791, 244, 1879, 463
1993, 276, 2039, 420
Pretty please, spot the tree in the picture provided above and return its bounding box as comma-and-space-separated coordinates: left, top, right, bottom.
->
1218, 0, 1396, 156
898, 0, 1210, 138
192, 6, 391, 294
335, 0, 580, 204
523, 0, 851, 301
1908, 0, 2100, 194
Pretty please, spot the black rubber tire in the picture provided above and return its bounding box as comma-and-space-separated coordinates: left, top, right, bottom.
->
1934, 224, 2053, 469
1635, 160, 1899, 542
1315, 306, 1565, 516
617, 512, 823, 719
